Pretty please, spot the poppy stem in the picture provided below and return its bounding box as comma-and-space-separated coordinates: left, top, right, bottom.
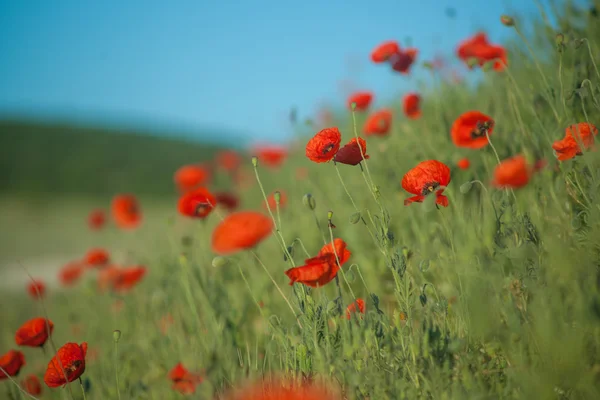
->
328, 220, 356, 301
79, 378, 87, 400
114, 338, 122, 400
333, 163, 359, 211
0, 367, 40, 400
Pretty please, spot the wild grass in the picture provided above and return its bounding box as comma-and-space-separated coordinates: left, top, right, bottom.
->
2, 1, 600, 399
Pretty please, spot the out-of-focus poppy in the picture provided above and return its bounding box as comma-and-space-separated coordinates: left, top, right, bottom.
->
174, 164, 211, 193
264, 191, 287, 211
346, 298, 366, 320
59, 261, 85, 286
491, 154, 543, 189
212, 211, 274, 255
371, 40, 400, 63
253, 145, 288, 168
223, 376, 340, 400
168, 363, 203, 395
112, 194, 142, 229
285, 239, 351, 288
85, 248, 110, 268
178, 187, 217, 219
334, 137, 369, 166
112, 266, 147, 293
457, 32, 507, 71
215, 150, 242, 172
87, 209, 105, 231
15, 318, 54, 347
97, 265, 122, 292
390, 48, 418, 74
306, 127, 342, 163
451, 111, 495, 149
402, 160, 452, 207
44, 342, 87, 388
403, 93, 422, 119
457, 158, 470, 170
22, 375, 42, 396
552, 122, 598, 161
27, 280, 46, 299
0, 350, 25, 380
347, 91, 374, 111
364, 109, 393, 136
215, 192, 240, 212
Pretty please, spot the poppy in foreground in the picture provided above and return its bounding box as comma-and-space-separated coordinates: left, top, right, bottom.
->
334, 137, 370, 166
168, 363, 204, 395
44, 342, 87, 388
215, 150, 242, 172
306, 127, 342, 163
370, 40, 400, 63
347, 91, 373, 111
58, 261, 85, 286
85, 248, 110, 267
212, 211, 274, 255
112, 194, 142, 229
346, 298, 366, 320
402, 160, 452, 207
87, 209, 106, 230
22, 375, 42, 396
364, 109, 393, 136
403, 93, 422, 119
451, 111, 495, 149
264, 191, 287, 211
174, 164, 210, 193
457, 32, 507, 71
15, 318, 54, 347
491, 154, 545, 189
285, 239, 351, 288
390, 48, 418, 74
223, 376, 340, 400
252, 145, 288, 168
457, 158, 471, 170
178, 187, 217, 219
552, 122, 598, 161
27, 280, 46, 299
0, 350, 25, 380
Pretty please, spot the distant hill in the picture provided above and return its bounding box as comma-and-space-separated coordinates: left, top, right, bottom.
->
0, 119, 228, 197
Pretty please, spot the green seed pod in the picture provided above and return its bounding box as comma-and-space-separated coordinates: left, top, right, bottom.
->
113, 330, 122, 343
349, 212, 361, 224
251, 156, 258, 167
302, 193, 316, 210
351, 102, 357, 111
212, 256, 229, 268
555, 33, 564, 45
460, 181, 473, 194
500, 15, 515, 26
274, 191, 281, 205
327, 210, 334, 220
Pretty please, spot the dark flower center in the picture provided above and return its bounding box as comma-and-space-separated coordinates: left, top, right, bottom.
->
322, 143, 335, 154
421, 181, 440, 196
127, 204, 138, 215
195, 202, 212, 215
470, 120, 493, 139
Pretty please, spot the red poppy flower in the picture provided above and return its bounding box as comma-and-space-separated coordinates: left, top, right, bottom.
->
58, 261, 85, 286
364, 109, 393, 136
347, 91, 373, 111
402, 160, 451, 207
253, 145, 288, 168
371, 40, 400, 63
168, 363, 203, 395
264, 191, 287, 211
87, 209, 105, 231
223, 377, 339, 400
112, 266, 147, 293
215, 192, 240, 212
112, 194, 142, 229
451, 111, 495, 149
334, 137, 370, 166
216, 150, 242, 172
178, 187, 217, 219
97, 266, 122, 292
22, 375, 42, 396
0, 350, 25, 380
85, 248, 110, 267
457, 158, 470, 170
390, 48, 418, 74
491, 155, 541, 189
403, 93, 421, 119
15, 318, 54, 347
306, 127, 342, 163
552, 122, 599, 161
27, 280, 46, 299
174, 164, 210, 193
285, 239, 351, 288
212, 211, 274, 255
44, 342, 87, 388
457, 32, 507, 71
345, 298, 366, 320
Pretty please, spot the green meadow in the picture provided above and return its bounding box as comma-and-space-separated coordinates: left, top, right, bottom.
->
2, 2, 600, 399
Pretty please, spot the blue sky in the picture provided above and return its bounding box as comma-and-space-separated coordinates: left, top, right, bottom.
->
0, 0, 548, 145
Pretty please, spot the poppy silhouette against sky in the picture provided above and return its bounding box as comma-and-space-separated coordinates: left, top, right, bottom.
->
0, 0, 554, 145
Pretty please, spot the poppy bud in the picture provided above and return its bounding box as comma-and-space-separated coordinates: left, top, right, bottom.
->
251, 156, 258, 167
350, 102, 357, 111
302, 193, 316, 210
274, 191, 281, 205
212, 256, 229, 268
555, 33, 564, 46
327, 210, 334, 221
419, 293, 428, 307
500, 15, 515, 26
460, 181, 473, 194
349, 212, 361, 224
113, 329, 121, 342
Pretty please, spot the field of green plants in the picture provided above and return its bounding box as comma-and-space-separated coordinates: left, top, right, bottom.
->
2, 2, 600, 399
